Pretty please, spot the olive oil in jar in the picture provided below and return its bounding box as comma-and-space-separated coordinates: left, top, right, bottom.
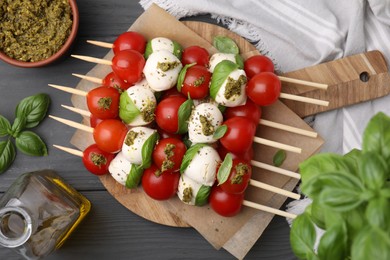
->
0, 170, 91, 259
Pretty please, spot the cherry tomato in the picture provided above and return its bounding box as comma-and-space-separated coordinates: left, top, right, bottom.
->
209, 185, 244, 217
90, 114, 103, 128
155, 95, 187, 134
218, 145, 254, 163
180, 65, 211, 99
87, 86, 120, 119
102, 72, 132, 91
224, 99, 261, 125
142, 164, 180, 200
152, 138, 187, 173
112, 50, 145, 85
220, 117, 257, 153
93, 119, 128, 153
219, 159, 252, 194
160, 87, 185, 101
181, 46, 210, 67
246, 72, 281, 106
82, 144, 115, 175
244, 55, 274, 78
156, 125, 182, 139
113, 31, 147, 55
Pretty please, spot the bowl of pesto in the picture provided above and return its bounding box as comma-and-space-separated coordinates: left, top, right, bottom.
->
0, 0, 79, 68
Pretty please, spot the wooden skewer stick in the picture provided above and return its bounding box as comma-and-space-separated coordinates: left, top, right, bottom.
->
249, 179, 300, 200
278, 76, 328, 90
71, 55, 112, 66
72, 73, 103, 84
48, 84, 87, 96
243, 200, 297, 219
87, 40, 113, 49
259, 119, 317, 138
253, 136, 302, 154
49, 115, 94, 133
250, 160, 300, 179
53, 144, 83, 157
61, 105, 91, 117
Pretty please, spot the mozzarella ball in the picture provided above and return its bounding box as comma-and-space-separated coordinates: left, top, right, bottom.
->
108, 152, 132, 186
124, 86, 156, 126
215, 69, 247, 107
209, 53, 236, 73
177, 174, 210, 206
121, 127, 157, 165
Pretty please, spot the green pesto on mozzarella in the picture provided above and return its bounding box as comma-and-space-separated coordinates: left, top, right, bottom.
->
108, 152, 133, 186
121, 127, 157, 165
208, 52, 236, 72
124, 86, 156, 126
214, 69, 247, 107
177, 173, 211, 206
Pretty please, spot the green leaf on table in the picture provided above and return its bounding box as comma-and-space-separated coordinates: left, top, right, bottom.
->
177, 63, 195, 92
180, 143, 206, 174
0, 115, 11, 137
15, 131, 48, 156
173, 40, 183, 59
213, 125, 227, 140
125, 164, 144, 189
351, 227, 390, 260
141, 132, 159, 169
176, 98, 193, 134
195, 185, 211, 206
317, 222, 348, 260
0, 139, 16, 174
217, 153, 233, 185
15, 93, 50, 128
358, 152, 387, 190
119, 91, 141, 124
273, 149, 286, 167
290, 213, 317, 260
213, 36, 239, 54
10, 117, 26, 138
209, 60, 238, 100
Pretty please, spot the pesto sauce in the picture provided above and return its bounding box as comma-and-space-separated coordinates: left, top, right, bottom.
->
0, 0, 73, 62
224, 75, 247, 100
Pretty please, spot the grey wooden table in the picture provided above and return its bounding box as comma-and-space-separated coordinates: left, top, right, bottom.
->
0, 1, 296, 259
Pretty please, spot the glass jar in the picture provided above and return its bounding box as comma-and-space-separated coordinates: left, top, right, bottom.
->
0, 170, 91, 259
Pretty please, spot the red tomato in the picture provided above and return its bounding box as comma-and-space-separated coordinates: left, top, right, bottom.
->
142, 164, 180, 200
156, 125, 182, 139
180, 65, 211, 99
181, 46, 210, 67
160, 87, 185, 101
246, 72, 281, 106
113, 31, 147, 55
224, 99, 261, 125
244, 55, 274, 78
155, 95, 187, 134
218, 145, 254, 163
82, 144, 115, 175
90, 114, 103, 128
102, 72, 132, 91
112, 50, 145, 85
219, 159, 252, 194
93, 119, 128, 153
152, 138, 186, 173
220, 117, 257, 153
86, 86, 120, 119
209, 185, 244, 217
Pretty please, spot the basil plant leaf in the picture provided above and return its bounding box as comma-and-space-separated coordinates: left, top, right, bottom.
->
217, 153, 233, 185
177, 63, 196, 92
195, 185, 211, 206
209, 60, 239, 100
365, 198, 390, 229
213, 125, 227, 140
172, 40, 183, 59
15, 93, 50, 129
273, 149, 286, 167
358, 152, 387, 190
15, 131, 48, 156
317, 223, 348, 260
119, 91, 141, 124
0, 140, 16, 174
11, 117, 26, 138
126, 164, 144, 189
0, 115, 11, 137
351, 227, 390, 260
290, 213, 317, 260
176, 98, 193, 135
141, 132, 159, 169
309, 200, 326, 230
180, 143, 206, 174
213, 36, 239, 54
235, 54, 244, 69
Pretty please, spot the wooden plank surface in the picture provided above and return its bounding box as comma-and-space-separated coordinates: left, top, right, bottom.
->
0, 0, 296, 259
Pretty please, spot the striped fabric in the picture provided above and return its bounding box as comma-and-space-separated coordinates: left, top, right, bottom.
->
140, 0, 390, 155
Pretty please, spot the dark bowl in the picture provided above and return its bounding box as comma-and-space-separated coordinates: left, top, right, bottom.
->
0, 0, 79, 68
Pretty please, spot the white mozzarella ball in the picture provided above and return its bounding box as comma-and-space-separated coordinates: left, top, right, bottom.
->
150, 37, 174, 53
177, 174, 209, 206
215, 69, 247, 107
108, 152, 132, 186
209, 53, 236, 73
121, 127, 156, 165
125, 86, 156, 126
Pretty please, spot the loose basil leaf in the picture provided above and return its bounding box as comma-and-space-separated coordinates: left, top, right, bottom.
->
213, 125, 227, 140
317, 223, 348, 260
362, 112, 390, 163
119, 91, 141, 124
125, 164, 144, 189
235, 54, 244, 69
15, 131, 48, 156
173, 41, 183, 59
195, 185, 211, 206
144, 40, 153, 59
0, 115, 11, 137
177, 63, 196, 92
290, 213, 317, 260
180, 143, 206, 174
0, 140, 16, 174
365, 198, 390, 229
11, 117, 26, 138
176, 98, 193, 134
141, 132, 159, 169
351, 227, 390, 260
15, 93, 50, 129
358, 152, 387, 190
209, 60, 239, 100
213, 36, 239, 54
273, 149, 286, 167
217, 153, 233, 185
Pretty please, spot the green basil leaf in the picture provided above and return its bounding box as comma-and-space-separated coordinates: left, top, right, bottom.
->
177, 63, 196, 92
235, 54, 244, 69
173, 40, 183, 59
119, 91, 141, 124
317, 223, 348, 260
15, 93, 50, 129
144, 40, 153, 59
213, 36, 239, 54
343, 148, 361, 176
213, 125, 227, 140
141, 132, 159, 169
342, 207, 366, 238
362, 112, 390, 163
0, 140, 16, 174
351, 227, 390, 260
217, 153, 233, 185
182, 134, 192, 149
125, 164, 144, 189
195, 185, 211, 206
176, 98, 193, 134
273, 149, 286, 167
209, 60, 239, 100
365, 198, 390, 229
0, 115, 11, 137
323, 209, 344, 230
309, 200, 326, 229
15, 131, 48, 156
290, 213, 317, 260
358, 152, 387, 190
11, 117, 26, 138
180, 143, 206, 174
319, 187, 363, 212
217, 104, 226, 113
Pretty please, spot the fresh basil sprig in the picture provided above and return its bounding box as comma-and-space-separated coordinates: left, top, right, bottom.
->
213, 36, 239, 54
180, 143, 206, 174
273, 149, 286, 167
0, 140, 16, 174
177, 63, 196, 92
213, 125, 227, 140
119, 91, 141, 124
141, 132, 159, 169
15, 93, 50, 129
15, 131, 48, 157
209, 60, 239, 100
126, 164, 144, 189
176, 98, 193, 134
217, 153, 233, 185
0, 116, 11, 137
195, 185, 211, 206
